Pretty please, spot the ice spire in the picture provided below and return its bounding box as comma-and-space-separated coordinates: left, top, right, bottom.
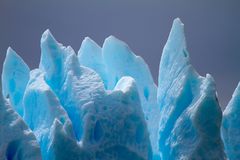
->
39, 29, 104, 141
78, 37, 108, 88
2, 47, 30, 116
101, 36, 160, 157
39, 29, 79, 92
157, 18, 225, 160
23, 69, 79, 160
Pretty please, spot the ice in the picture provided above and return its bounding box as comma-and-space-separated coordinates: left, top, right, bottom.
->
23, 69, 80, 159
157, 18, 225, 159
78, 35, 160, 157
0, 85, 41, 160
38, 30, 151, 159
78, 37, 108, 88
39, 30, 106, 141
2, 47, 30, 116
0, 18, 234, 160
80, 76, 151, 159
222, 82, 240, 160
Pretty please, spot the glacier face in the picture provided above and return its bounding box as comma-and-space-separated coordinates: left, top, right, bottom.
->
0, 18, 234, 160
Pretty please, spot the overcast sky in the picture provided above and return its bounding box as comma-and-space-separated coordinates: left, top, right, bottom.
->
0, 0, 240, 108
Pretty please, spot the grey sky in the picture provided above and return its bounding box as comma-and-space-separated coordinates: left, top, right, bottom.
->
0, 0, 240, 108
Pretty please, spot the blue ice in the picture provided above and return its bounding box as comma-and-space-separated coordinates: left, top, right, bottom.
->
0, 85, 41, 160
0, 18, 232, 160
2, 47, 30, 116
157, 18, 225, 160
222, 82, 240, 160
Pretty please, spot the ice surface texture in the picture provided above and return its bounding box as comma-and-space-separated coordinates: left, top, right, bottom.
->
0, 18, 232, 160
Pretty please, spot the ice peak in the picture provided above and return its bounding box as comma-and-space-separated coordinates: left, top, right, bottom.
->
78, 36, 102, 61
105, 35, 118, 42
157, 18, 225, 160
104, 35, 131, 50
41, 29, 56, 44
82, 36, 99, 47
103, 35, 133, 58
5, 47, 27, 67
6, 46, 16, 55
2, 47, 30, 116
168, 18, 186, 50
160, 18, 188, 69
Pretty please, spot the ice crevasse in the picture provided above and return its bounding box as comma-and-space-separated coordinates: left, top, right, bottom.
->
0, 18, 237, 160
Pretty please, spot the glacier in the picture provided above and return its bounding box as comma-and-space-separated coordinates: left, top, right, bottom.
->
0, 18, 236, 160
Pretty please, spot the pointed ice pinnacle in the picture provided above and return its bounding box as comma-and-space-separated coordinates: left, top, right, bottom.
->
39, 29, 79, 91
222, 82, 240, 160
102, 35, 155, 91
23, 69, 80, 160
78, 37, 108, 88
103, 36, 160, 157
40, 29, 105, 141
0, 84, 41, 160
157, 18, 225, 159
2, 47, 30, 116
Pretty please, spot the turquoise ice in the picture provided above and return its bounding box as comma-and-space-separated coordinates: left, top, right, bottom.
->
38, 30, 151, 159
80, 76, 152, 159
222, 82, 240, 160
78, 37, 108, 88
23, 69, 79, 160
39, 30, 106, 141
78, 35, 160, 157
0, 85, 41, 160
157, 18, 225, 159
2, 47, 30, 117
0, 18, 233, 160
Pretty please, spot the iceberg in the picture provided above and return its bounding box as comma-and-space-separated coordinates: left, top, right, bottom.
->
222, 82, 240, 160
0, 18, 233, 160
